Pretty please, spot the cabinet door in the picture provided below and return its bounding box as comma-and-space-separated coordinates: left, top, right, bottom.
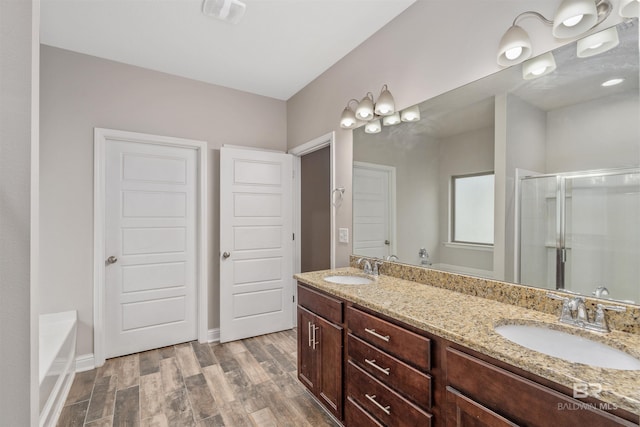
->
446, 387, 518, 427
297, 307, 316, 391
316, 313, 343, 419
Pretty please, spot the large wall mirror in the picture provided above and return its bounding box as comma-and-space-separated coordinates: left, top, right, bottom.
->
353, 19, 639, 305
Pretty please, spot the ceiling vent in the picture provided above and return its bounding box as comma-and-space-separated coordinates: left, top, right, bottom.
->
202, 0, 246, 24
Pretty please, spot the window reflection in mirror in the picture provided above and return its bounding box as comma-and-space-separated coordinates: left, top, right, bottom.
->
451, 172, 494, 246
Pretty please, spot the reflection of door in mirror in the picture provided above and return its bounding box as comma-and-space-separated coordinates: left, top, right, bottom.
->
301, 146, 331, 272
353, 162, 396, 260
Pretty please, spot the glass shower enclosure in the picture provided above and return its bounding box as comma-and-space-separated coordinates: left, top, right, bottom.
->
518, 168, 640, 303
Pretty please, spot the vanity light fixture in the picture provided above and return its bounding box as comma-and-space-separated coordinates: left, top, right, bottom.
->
619, 0, 639, 17
356, 93, 376, 121
577, 26, 619, 57
497, 0, 613, 66
522, 52, 557, 79
339, 86, 423, 130
552, 0, 600, 38
374, 85, 395, 116
339, 99, 359, 129
340, 85, 399, 130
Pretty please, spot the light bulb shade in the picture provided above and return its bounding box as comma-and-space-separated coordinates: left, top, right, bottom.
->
364, 119, 382, 134
355, 94, 375, 121
577, 26, 619, 58
340, 106, 357, 129
619, 0, 639, 17
522, 52, 557, 80
497, 25, 533, 66
374, 85, 395, 116
382, 112, 401, 126
552, 0, 598, 38
401, 105, 421, 122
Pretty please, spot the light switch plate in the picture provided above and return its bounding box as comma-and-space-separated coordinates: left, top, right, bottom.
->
339, 228, 349, 243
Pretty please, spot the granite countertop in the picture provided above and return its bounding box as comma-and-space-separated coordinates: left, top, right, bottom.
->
294, 267, 640, 417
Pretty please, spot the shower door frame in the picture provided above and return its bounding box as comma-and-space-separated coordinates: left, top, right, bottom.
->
517, 166, 640, 290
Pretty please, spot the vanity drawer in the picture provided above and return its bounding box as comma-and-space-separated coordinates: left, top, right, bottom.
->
348, 333, 432, 410
446, 347, 635, 427
298, 283, 343, 324
345, 397, 385, 427
347, 361, 433, 427
347, 306, 431, 371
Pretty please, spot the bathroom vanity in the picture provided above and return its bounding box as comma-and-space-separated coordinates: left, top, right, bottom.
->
295, 266, 640, 427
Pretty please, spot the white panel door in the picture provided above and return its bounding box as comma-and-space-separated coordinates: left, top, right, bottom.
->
105, 141, 197, 357
220, 147, 293, 343
353, 162, 395, 259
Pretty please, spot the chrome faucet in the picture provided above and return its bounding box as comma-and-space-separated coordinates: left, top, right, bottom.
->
418, 248, 431, 266
356, 258, 373, 274
547, 293, 626, 333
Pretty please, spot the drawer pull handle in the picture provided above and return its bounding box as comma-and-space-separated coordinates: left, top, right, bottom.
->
365, 358, 390, 375
364, 328, 390, 342
312, 325, 319, 350
365, 394, 391, 415
308, 321, 313, 347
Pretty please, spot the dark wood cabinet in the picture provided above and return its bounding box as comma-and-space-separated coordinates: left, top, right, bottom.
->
345, 306, 434, 426
297, 286, 344, 420
445, 347, 637, 427
446, 386, 518, 427
297, 282, 638, 427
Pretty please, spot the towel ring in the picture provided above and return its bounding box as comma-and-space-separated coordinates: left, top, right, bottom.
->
331, 187, 345, 207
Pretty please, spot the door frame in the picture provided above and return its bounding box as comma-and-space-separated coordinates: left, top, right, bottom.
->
289, 132, 336, 271
93, 128, 209, 367
289, 132, 335, 326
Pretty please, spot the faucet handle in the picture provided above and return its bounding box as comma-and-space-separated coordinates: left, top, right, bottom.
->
593, 304, 626, 332
373, 261, 383, 276
596, 304, 626, 313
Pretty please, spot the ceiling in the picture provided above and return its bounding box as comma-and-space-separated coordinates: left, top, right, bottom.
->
40, 0, 416, 100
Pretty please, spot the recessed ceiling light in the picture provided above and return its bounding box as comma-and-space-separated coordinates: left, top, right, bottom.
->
601, 78, 624, 87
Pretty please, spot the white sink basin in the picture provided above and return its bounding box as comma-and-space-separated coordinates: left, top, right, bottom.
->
323, 275, 373, 285
495, 324, 640, 370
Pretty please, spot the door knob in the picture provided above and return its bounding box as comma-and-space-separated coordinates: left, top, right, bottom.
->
384, 240, 390, 245
222, 252, 231, 259
106, 256, 118, 265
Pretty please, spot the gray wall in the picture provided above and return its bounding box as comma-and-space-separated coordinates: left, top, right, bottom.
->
1, 0, 38, 424
40, 46, 287, 356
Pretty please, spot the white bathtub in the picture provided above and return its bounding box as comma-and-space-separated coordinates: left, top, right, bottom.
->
39, 311, 77, 427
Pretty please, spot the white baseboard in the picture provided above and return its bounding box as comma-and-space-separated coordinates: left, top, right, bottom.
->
208, 328, 220, 343
76, 330, 220, 372
76, 353, 95, 372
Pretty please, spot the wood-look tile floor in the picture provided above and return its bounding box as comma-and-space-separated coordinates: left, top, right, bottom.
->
57, 329, 339, 427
